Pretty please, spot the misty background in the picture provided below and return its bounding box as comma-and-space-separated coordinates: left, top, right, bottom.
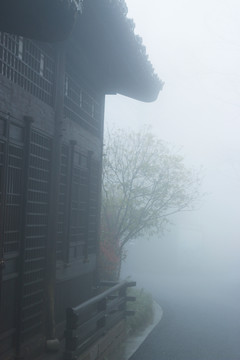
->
105, 0, 240, 294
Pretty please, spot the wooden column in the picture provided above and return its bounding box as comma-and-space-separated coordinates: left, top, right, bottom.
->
15, 116, 33, 359
46, 42, 66, 341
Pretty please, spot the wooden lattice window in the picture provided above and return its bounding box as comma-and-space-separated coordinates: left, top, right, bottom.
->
68, 151, 100, 261
56, 144, 69, 261
87, 157, 100, 254
64, 72, 101, 135
69, 151, 89, 260
0, 33, 55, 105
4, 144, 24, 254
22, 130, 52, 339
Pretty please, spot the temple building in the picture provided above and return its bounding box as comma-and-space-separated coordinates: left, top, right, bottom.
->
0, 1, 163, 359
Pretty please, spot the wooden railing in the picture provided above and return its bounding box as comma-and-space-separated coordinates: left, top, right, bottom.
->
64, 280, 136, 360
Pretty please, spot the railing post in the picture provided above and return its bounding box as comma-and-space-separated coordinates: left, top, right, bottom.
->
125, 281, 137, 317
97, 297, 107, 330
65, 308, 79, 360
119, 285, 127, 313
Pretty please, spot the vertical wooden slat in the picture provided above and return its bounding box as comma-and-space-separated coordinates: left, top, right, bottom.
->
83, 150, 93, 262
0, 115, 25, 358
64, 140, 76, 263
0, 115, 9, 265
15, 116, 33, 359
46, 42, 65, 340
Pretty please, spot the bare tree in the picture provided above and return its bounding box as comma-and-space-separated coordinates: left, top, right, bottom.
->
100, 128, 201, 278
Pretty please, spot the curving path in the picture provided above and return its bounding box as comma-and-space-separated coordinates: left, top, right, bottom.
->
130, 278, 240, 360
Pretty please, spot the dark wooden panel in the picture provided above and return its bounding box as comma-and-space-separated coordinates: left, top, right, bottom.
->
55, 271, 95, 325
21, 130, 52, 340
0, 128, 24, 357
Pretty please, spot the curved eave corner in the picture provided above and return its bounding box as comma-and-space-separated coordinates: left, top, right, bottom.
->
115, 74, 164, 103
82, 0, 164, 103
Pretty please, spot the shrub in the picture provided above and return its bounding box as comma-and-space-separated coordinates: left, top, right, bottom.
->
126, 288, 153, 334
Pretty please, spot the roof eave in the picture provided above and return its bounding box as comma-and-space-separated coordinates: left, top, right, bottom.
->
80, 0, 163, 103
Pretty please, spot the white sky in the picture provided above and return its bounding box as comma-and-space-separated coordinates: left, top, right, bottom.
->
105, 0, 240, 278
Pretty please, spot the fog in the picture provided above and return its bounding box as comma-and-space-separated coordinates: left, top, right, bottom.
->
105, 0, 240, 333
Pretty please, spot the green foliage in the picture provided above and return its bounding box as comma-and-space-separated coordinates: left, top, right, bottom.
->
126, 288, 154, 334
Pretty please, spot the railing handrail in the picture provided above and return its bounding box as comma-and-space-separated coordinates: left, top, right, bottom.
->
65, 280, 136, 360
71, 280, 136, 315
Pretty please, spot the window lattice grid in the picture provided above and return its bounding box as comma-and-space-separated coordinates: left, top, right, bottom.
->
69, 152, 89, 259
21, 313, 43, 340
22, 289, 44, 308
87, 159, 100, 253
26, 131, 51, 246
56, 144, 69, 261
22, 130, 52, 337
69, 156, 100, 258
4, 144, 24, 254
64, 72, 101, 133
0, 33, 55, 105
